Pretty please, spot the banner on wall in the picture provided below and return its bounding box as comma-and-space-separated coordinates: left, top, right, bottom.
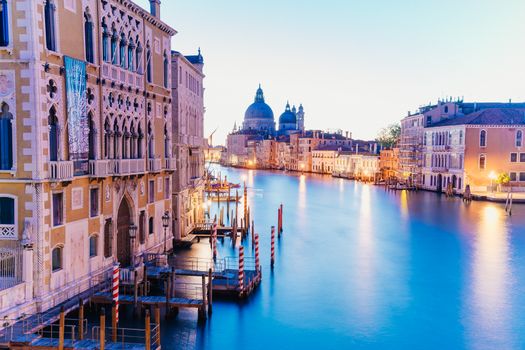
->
64, 56, 89, 176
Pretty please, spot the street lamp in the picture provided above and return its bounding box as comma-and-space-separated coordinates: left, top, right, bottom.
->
128, 223, 137, 266
162, 211, 170, 254
489, 171, 497, 193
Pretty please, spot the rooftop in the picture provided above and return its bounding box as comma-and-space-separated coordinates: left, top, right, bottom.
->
429, 108, 525, 127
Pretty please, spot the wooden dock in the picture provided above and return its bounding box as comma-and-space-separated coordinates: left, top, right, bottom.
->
91, 292, 204, 309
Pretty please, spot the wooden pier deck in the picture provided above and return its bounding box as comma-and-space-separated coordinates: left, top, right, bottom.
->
92, 292, 204, 309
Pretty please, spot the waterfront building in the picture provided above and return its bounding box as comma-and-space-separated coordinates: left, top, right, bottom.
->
399, 99, 525, 187
312, 146, 352, 174
422, 108, 525, 193
278, 102, 303, 136
379, 148, 400, 181
205, 145, 225, 163
0, 0, 175, 320
171, 50, 205, 240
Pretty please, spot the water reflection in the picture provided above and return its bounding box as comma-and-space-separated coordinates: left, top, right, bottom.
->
467, 204, 513, 349
164, 166, 525, 350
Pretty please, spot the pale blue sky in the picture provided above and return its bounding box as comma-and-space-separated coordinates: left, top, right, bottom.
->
136, 0, 525, 145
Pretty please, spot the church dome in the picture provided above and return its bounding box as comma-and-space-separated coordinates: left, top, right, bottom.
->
279, 102, 296, 124
244, 85, 274, 121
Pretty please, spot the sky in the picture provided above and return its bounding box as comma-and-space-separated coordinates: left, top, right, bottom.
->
136, 0, 525, 145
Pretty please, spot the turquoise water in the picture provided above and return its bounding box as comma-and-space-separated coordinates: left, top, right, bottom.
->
163, 166, 525, 349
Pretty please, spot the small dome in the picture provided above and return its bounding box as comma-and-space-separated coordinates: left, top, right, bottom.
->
279, 102, 296, 124
244, 85, 274, 121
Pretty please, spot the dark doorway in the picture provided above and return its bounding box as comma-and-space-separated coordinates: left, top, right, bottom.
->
116, 198, 132, 267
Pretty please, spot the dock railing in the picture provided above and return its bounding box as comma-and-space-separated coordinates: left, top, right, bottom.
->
0, 242, 23, 291
92, 324, 160, 349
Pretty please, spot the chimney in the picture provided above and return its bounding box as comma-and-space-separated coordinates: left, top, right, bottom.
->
150, 0, 161, 18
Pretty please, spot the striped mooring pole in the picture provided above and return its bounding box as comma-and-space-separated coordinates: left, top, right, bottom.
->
112, 263, 120, 324
277, 208, 281, 236
271, 226, 275, 267
254, 233, 260, 273
238, 246, 245, 296
212, 221, 218, 260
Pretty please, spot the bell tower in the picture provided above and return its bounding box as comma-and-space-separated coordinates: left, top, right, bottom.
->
297, 104, 305, 132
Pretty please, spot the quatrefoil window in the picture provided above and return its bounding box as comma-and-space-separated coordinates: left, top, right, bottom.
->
47, 80, 58, 99
86, 88, 95, 105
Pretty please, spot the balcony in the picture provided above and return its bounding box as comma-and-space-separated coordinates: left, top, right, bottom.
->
148, 158, 162, 173
49, 161, 74, 181
89, 160, 110, 178
164, 158, 175, 171
110, 159, 146, 176
0, 225, 16, 240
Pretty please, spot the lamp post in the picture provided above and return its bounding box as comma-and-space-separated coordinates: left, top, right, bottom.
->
489, 171, 497, 193
128, 224, 137, 267
162, 211, 170, 254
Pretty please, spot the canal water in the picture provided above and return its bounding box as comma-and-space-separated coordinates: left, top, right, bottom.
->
134, 166, 525, 349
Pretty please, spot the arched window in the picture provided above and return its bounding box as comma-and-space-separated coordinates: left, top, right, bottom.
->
135, 40, 142, 74
516, 130, 522, 147
89, 235, 98, 257
103, 118, 111, 159
101, 20, 109, 62
52, 245, 62, 272
122, 125, 128, 159
111, 29, 118, 65
146, 45, 152, 83
130, 122, 136, 159
164, 124, 169, 158
113, 121, 120, 159
163, 52, 169, 88
147, 122, 154, 158
84, 9, 94, 63
444, 106, 449, 113
137, 125, 143, 158
479, 154, 486, 170
48, 107, 59, 162
0, 0, 9, 46
127, 37, 134, 71
103, 219, 112, 258
480, 130, 487, 147
120, 33, 127, 69
0, 102, 13, 170
88, 113, 95, 160
148, 216, 154, 235
44, 0, 57, 51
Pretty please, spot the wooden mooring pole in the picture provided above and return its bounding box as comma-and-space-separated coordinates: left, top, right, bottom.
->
112, 301, 117, 342
58, 306, 65, 350
100, 308, 106, 350
208, 268, 213, 315
154, 305, 161, 346
145, 309, 151, 350
78, 299, 84, 340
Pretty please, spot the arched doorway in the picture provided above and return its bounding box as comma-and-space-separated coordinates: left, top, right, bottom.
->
116, 198, 132, 267
436, 174, 443, 193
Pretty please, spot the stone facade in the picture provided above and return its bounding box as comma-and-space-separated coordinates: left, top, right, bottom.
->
171, 51, 205, 240
0, 0, 175, 320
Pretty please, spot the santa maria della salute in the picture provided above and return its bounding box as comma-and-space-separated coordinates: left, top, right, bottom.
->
237, 85, 305, 138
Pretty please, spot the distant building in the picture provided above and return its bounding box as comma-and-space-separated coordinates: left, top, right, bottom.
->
380, 148, 400, 180
422, 108, 525, 193
399, 99, 525, 187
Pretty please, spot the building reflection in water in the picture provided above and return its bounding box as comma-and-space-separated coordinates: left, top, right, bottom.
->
467, 204, 513, 348
354, 184, 379, 330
